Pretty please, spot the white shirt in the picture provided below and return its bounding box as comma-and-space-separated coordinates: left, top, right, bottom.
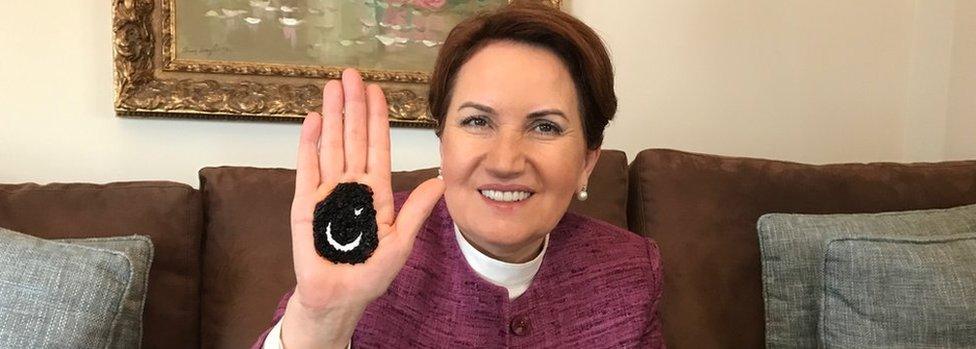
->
263, 223, 549, 349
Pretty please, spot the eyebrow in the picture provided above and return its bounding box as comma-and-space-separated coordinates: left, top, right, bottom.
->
458, 102, 496, 114
528, 109, 567, 121
458, 102, 567, 121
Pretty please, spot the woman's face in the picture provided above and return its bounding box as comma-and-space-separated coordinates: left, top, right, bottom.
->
439, 41, 600, 262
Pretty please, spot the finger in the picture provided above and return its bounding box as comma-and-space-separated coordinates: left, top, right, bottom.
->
295, 112, 322, 197
366, 84, 394, 226
320, 80, 344, 188
391, 178, 445, 246
342, 68, 368, 177
291, 114, 321, 266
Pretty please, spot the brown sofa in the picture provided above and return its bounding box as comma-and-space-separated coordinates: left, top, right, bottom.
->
2, 148, 974, 348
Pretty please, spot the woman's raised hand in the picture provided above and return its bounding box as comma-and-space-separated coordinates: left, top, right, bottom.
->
281, 69, 445, 348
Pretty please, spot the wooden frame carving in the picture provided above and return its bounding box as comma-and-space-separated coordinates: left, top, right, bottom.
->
113, 0, 562, 126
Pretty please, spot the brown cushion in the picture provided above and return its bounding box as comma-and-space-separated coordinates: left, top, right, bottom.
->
571, 149, 630, 229
0, 181, 203, 349
197, 149, 629, 349
626, 148, 976, 348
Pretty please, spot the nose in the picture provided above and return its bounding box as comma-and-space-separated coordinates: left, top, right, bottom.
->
484, 129, 526, 179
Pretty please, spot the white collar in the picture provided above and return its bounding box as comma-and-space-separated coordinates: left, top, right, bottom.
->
454, 223, 549, 300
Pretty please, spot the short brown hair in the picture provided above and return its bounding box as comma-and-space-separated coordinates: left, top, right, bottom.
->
428, 1, 616, 150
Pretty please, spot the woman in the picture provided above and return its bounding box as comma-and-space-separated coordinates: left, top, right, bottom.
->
254, 2, 664, 348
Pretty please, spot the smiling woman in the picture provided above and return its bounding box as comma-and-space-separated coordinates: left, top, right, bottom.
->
252, 1, 665, 348
437, 40, 602, 263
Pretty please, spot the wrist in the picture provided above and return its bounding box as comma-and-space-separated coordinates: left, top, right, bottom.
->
280, 294, 366, 349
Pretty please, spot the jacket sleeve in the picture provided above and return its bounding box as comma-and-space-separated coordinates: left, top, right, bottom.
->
250, 290, 295, 349
640, 238, 667, 349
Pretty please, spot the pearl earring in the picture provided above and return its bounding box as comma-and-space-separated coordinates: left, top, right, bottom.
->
436, 167, 443, 180
577, 185, 588, 201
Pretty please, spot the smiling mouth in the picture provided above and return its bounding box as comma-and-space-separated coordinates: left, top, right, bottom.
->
325, 222, 363, 252
479, 189, 533, 203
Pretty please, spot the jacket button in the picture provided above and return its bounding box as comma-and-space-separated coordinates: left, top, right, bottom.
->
510, 315, 531, 336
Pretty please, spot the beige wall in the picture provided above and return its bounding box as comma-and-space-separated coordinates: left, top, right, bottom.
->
903, 0, 955, 161
571, 0, 914, 163
0, 0, 970, 187
946, 0, 976, 160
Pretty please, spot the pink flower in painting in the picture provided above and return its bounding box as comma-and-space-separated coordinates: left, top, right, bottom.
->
412, 0, 446, 10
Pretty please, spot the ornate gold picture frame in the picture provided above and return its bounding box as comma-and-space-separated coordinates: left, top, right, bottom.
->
113, 0, 562, 127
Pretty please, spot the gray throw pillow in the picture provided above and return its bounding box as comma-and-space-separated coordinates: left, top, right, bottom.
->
757, 203, 976, 348
821, 233, 976, 349
0, 227, 153, 348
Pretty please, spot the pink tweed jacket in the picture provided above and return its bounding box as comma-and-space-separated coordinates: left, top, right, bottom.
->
252, 192, 665, 348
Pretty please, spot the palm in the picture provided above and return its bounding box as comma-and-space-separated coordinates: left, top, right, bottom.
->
289, 69, 444, 311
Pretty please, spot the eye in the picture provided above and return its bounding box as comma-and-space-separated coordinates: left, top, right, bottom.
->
532, 120, 563, 136
459, 116, 490, 129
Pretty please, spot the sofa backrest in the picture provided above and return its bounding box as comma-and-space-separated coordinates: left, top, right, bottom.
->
0, 181, 204, 349
626, 148, 976, 348
197, 149, 630, 349
16, 148, 969, 348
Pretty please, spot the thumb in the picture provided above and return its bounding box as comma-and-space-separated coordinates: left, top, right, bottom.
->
392, 177, 445, 245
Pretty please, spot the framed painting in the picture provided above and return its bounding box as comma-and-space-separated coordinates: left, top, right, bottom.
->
113, 0, 562, 127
